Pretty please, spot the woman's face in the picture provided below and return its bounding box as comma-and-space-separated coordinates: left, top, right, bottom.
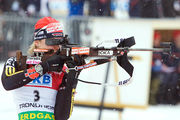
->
34, 39, 60, 52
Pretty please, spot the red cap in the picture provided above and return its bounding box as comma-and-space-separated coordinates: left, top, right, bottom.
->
34, 17, 64, 40
35, 17, 59, 30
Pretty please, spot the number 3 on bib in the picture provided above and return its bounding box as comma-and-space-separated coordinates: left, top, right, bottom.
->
34, 90, 40, 102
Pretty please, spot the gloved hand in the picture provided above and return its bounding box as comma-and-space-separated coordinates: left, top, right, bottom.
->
66, 54, 85, 68
41, 54, 70, 74
65, 55, 85, 88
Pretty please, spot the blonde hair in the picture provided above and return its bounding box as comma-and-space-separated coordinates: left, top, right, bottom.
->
27, 41, 37, 55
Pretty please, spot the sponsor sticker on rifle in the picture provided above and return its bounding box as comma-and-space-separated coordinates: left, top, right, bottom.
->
98, 50, 113, 56
34, 49, 49, 52
76, 62, 97, 70
71, 47, 90, 55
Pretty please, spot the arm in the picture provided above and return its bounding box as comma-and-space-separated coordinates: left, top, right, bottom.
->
54, 55, 84, 120
54, 72, 78, 120
1, 57, 40, 90
1, 53, 70, 90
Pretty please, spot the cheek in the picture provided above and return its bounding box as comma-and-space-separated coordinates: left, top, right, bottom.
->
45, 45, 59, 51
52, 46, 60, 52
54, 46, 60, 50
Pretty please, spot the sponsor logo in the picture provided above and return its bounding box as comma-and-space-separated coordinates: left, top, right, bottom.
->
19, 103, 54, 110
69, 88, 76, 116
71, 47, 90, 55
46, 23, 63, 33
25, 68, 40, 79
26, 57, 42, 65
76, 62, 97, 70
115, 38, 124, 43
6, 57, 16, 67
118, 78, 131, 85
5, 66, 15, 76
27, 74, 52, 87
37, 31, 44, 35
33, 49, 49, 52
19, 111, 55, 120
98, 50, 113, 56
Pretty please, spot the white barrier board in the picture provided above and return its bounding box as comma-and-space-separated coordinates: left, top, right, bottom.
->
75, 18, 153, 108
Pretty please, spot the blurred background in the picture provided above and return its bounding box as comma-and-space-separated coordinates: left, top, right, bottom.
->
0, 0, 180, 120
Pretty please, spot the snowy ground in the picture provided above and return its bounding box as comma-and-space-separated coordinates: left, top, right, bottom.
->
0, 62, 180, 120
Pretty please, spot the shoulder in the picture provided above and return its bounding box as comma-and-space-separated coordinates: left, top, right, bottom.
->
5, 57, 17, 67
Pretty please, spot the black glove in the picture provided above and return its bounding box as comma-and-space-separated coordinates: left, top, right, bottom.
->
41, 54, 70, 74
66, 54, 85, 67
64, 55, 85, 88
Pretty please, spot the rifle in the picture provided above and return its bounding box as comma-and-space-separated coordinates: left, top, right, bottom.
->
16, 35, 174, 86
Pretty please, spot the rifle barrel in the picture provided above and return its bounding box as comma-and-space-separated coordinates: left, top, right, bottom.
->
117, 48, 170, 52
